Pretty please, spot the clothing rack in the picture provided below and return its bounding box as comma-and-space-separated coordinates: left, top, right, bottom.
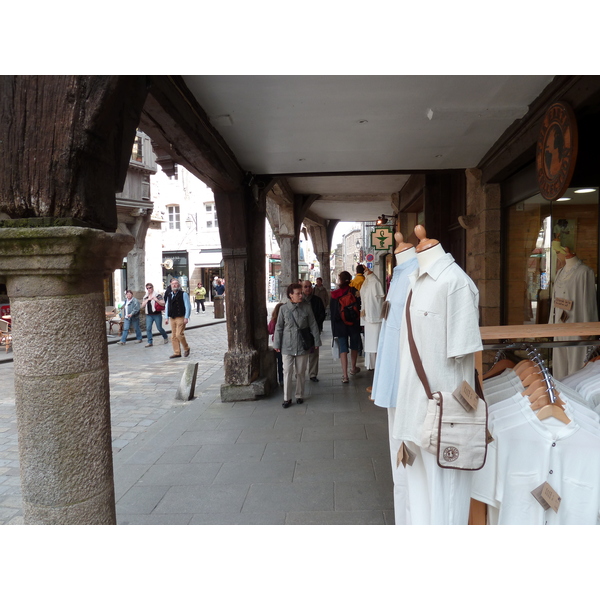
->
469, 321, 600, 526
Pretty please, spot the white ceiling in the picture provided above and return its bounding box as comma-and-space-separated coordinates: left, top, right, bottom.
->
182, 75, 555, 222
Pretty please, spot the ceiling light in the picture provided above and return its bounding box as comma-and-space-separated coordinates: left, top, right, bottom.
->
556, 197, 571, 202
574, 188, 596, 194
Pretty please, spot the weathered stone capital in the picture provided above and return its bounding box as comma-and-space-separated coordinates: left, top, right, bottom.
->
0, 226, 134, 296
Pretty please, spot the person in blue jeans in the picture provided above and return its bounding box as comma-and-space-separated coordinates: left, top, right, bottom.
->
117, 290, 143, 345
141, 283, 169, 347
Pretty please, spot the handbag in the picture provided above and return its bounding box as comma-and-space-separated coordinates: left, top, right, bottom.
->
331, 338, 340, 360
405, 290, 488, 471
290, 309, 315, 351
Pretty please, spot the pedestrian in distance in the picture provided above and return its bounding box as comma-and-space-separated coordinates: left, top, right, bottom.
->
268, 302, 285, 386
141, 283, 169, 347
273, 283, 321, 408
331, 271, 362, 383
350, 264, 366, 293
164, 277, 191, 358
302, 280, 326, 382
117, 290, 143, 345
314, 277, 330, 312
193, 282, 207, 314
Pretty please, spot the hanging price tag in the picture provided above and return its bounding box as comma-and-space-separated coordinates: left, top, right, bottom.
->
531, 482, 561, 513
396, 442, 416, 468
453, 380, 480, 412
555, 297, 573, 311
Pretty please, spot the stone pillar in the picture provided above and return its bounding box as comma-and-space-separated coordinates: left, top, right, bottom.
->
278, 234, 299, 299
317, 251, 331, 293
0, 226, 134, 524
465, 168, 501, 327
465, 168, 501, 369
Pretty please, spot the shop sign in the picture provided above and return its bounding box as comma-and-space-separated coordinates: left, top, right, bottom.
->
370, 226, 393, 250
536, 101, 578, 201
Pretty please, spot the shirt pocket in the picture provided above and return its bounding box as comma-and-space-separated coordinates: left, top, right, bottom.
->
561, 477, 597, 524
502, 472, 541, 524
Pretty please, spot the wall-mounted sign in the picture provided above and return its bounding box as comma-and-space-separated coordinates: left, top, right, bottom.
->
365, 253, 374, 262
370, 227, 394, 250
536, 101, 578, 201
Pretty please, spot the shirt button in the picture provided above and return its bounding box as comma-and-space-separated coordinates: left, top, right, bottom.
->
424, 312, 428, 316
549, 470, 553, 474
552, 442, 556, 447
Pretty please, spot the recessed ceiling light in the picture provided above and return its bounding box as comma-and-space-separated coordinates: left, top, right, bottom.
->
556, 197, 571, 202
574, 188, 596, 194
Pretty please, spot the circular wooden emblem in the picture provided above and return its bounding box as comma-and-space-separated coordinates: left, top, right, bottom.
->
536, 101, 578, 200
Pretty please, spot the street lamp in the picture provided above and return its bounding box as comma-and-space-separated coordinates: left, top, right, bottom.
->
185, 214, 197, 231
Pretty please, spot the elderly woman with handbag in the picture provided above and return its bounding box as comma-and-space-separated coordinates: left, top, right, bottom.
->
273, 283, 322, 408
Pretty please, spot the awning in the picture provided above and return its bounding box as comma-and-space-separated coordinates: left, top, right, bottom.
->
194, 250, 223, 267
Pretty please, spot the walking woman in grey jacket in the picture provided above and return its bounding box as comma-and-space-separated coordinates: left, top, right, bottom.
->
273, 283, 322, 408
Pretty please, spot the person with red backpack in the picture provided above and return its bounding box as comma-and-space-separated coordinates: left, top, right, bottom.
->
330, 270, 362, 383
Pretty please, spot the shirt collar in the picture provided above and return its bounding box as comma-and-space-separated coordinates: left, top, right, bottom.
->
409, 252, 455, 284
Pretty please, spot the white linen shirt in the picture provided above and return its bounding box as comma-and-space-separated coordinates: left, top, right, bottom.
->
471, 400, 600, 525
392, 252, 482, 444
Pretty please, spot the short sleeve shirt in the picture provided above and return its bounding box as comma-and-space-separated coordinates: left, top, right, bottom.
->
392, 253, 482, 444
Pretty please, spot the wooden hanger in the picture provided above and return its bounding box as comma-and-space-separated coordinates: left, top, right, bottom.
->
514, 360, 536, 376
521, 370, 545, 388
483, 359, 516, 380
394, 232, 414, 254
537, 401, 571, 424
522, 378, 546, 396
414, 225, 439, 253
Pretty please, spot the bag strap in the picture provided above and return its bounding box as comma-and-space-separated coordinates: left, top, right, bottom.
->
405, 290, 434, 399
405, 290, 484, 402
289, 306, 302, 331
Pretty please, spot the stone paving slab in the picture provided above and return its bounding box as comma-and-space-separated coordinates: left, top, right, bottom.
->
0, 315, 395, 525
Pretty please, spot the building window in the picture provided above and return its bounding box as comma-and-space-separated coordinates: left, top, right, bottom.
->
168, 205, 180, 230
207, 221, 213, 228
206, 204, 213, 212
132, 135, 143, 162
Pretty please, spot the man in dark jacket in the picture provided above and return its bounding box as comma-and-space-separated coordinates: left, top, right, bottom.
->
302, 280, 326, 382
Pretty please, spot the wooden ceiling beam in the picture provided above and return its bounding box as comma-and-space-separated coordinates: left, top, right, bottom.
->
139, 75, 244, 192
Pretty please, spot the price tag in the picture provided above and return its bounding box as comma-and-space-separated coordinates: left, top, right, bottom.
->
555, 297, 573, 311
531, 482, 561, 513
453, 380, 480, 412
396, 442, 416, 468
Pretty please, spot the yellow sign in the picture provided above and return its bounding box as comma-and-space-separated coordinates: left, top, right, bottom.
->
371, 226, 393, 250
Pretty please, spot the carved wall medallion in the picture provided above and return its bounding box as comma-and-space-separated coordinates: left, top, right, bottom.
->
536, 101, 578, 201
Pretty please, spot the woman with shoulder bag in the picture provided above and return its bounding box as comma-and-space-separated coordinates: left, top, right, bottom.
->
273, 283, 321, 408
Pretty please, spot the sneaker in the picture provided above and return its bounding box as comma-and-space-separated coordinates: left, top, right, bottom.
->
135, 340, 143, 344
310, 377, 319, 382
169, 354, 181, 359
163, 338, 169, 344
145, 343, 153, 348
117, 341, 125, 345
183, 349, 190, 357
296, 398, 304, 404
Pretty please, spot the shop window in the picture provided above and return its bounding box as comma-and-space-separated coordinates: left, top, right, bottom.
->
168, 205, 180, 230
504, 187, 599, 325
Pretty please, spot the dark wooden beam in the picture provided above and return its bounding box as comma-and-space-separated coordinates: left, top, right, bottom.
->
478, 76, 600, 184
139, 76, 244, 193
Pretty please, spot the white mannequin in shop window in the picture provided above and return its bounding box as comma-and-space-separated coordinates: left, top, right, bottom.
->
392, 225, 483, 525
360, 266, 385, 370
549, 246, 598, 380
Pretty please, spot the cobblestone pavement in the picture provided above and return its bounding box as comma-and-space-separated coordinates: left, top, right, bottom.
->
0, 312, 228, 525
